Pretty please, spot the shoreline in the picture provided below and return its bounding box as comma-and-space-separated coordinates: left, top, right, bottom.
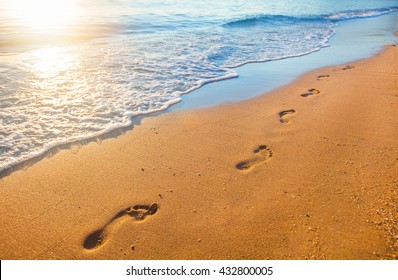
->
0, 44, 397, 259
2, 13, 398, 176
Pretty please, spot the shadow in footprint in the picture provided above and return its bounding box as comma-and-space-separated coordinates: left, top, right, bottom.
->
301, 88, 320, 97
236, 145, 273, 171
83, 203, 158, 250
279, 109, 296, 124
84, 229, 106, 250
317, 74, 330, 80
342, 65, 355, 70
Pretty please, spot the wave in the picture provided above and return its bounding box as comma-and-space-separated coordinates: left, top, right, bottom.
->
0, 68, 239, 175
223, 15, 320, 28
223, 7, 398, 28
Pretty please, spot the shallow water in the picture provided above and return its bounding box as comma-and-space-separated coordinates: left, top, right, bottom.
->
174, 12, 398, 110
0, 0, 397, 172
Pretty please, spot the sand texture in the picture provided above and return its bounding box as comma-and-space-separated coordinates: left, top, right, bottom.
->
0, 46, 397, 260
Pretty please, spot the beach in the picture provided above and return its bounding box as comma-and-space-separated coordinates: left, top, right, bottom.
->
0, 43, 396, 259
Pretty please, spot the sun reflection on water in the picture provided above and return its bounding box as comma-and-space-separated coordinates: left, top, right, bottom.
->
31, 47, 75, 79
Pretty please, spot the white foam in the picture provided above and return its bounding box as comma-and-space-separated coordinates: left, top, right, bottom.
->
326, 8, 398, 20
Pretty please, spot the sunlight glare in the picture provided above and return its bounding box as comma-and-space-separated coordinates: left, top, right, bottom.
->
32, 47, 74, 79
4, 0, 82, 31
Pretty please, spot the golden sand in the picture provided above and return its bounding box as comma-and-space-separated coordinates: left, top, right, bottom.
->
0, 46, 397, 260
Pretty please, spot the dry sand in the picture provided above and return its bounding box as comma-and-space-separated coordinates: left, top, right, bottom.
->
0, 45, 397, 260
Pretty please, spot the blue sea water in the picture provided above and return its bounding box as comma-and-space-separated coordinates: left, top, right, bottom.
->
0, 0, 397, 172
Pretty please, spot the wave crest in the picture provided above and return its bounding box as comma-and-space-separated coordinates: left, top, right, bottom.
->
223, 15, 319, 28
223, 7, 398, 28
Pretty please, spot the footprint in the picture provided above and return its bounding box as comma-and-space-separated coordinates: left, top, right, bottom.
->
342, 65, 355, 70
317, 74, 330, 80
83, 203, 158, 250
301, 88, 320, 97
279, 109, 296, 124
236, 145, 273, 171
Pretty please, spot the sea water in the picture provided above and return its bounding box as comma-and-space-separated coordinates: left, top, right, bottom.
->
0, 0, 397, 173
